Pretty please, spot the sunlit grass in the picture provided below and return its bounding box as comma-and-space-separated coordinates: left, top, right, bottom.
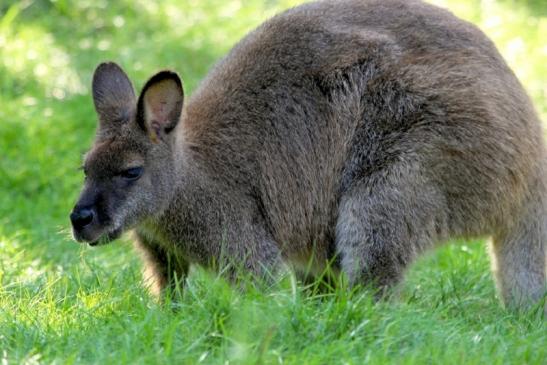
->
0, 0, 545, 364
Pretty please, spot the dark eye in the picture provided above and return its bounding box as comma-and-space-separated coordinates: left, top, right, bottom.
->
119, 167, 143, 181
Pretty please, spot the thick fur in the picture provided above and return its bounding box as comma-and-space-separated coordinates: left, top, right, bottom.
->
72, 0, 546, 310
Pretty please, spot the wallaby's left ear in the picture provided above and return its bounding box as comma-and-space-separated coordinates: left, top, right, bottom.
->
137, 71, 184, 142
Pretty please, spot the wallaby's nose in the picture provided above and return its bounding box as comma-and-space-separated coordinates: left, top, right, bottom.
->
70, 208, 94, 230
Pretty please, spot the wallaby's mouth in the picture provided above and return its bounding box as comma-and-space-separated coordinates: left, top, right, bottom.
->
88, 227, 123, 246
73, 225, 123, 246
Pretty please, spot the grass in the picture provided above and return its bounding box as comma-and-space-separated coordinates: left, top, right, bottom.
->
0, 0, 545, 363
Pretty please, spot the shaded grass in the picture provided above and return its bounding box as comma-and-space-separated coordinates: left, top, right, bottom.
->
0, 0, 545, 364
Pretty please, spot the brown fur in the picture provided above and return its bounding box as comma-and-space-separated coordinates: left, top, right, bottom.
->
71, 0, 546, 310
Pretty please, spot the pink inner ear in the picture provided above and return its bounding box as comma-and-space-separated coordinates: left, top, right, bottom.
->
144, 79, 181, 128
151, 101, 169, 123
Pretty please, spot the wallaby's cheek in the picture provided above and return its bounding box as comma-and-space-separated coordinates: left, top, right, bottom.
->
104, 177, 155, 232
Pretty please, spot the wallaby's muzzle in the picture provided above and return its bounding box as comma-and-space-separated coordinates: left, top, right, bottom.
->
70, 189, 122, 246
70, 202, 122, 245
70, 203, 103, 245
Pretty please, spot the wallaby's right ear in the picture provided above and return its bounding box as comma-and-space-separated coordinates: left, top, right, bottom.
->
92, 62, 136, 128
136, 70, 184, 143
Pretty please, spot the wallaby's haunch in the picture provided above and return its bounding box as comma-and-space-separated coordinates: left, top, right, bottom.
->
71, 0, 546, 310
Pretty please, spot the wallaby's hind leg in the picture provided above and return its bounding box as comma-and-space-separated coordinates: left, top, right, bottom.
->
335, 163, 446, 292
490, 196, 546, 310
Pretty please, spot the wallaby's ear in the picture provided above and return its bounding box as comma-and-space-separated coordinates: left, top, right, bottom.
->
92, 62, 136, 128
136, 71, 184, 142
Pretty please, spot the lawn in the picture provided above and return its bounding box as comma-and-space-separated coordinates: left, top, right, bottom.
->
0, 0, 545, 364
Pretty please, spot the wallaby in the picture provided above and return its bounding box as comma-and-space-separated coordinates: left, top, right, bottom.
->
70, 0, 546, 310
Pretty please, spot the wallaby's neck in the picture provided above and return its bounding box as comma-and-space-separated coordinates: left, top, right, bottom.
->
164, 123, 210, 213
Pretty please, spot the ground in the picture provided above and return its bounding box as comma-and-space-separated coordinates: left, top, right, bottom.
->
0, 0, 545, 364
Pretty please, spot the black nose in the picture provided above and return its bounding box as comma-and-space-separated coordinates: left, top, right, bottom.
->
70, 208, 94, 230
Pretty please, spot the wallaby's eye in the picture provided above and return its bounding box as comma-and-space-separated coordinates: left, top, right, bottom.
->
119, 167, 143, 181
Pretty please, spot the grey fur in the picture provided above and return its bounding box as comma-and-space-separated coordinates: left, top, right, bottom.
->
71, 0, 546, 310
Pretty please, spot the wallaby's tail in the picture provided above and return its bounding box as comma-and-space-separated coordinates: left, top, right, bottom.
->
490, 156, 547, 311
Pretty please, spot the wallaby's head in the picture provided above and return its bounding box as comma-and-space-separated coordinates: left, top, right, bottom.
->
70, 62, 184, 245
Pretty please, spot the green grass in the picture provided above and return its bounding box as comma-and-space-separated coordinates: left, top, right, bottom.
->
0, 0, 546, 363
